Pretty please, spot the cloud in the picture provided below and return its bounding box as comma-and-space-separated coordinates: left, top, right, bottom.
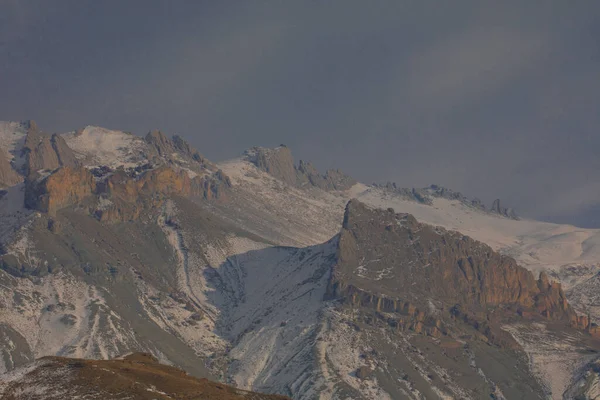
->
397, 27, 548, 112
534, 181, 600, 218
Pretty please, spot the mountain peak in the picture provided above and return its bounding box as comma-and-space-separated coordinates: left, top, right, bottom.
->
333, 199, 590, 337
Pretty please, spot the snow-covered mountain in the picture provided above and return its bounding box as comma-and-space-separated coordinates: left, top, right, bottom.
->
1, 120, 600, 399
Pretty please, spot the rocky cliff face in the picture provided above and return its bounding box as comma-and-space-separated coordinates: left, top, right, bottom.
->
245, 146, 356, 191
327, 200, 592, 339
24, 166, 96, 215
95, 165, 230, 222
24, 163, 231, 221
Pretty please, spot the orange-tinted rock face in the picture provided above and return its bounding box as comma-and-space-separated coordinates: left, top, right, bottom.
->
94, 166, 231, 222
25, 163, 231, 221
95, 166, 193, 222
25, 166, 96, 215
106, 165, 192, 201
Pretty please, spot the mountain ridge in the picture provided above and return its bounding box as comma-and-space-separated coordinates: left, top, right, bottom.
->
1, 120, 600, 398
328, 200, 598, 339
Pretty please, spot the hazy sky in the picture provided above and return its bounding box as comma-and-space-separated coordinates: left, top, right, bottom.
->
1, 1, 600, 226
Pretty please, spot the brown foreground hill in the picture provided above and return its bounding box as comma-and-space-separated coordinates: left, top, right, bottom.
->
0, 353, 290, 400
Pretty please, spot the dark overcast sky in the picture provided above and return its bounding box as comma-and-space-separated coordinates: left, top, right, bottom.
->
1, 1, 600, 226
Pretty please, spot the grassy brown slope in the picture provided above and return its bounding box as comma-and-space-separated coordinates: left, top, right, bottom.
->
1, 353, 289, 400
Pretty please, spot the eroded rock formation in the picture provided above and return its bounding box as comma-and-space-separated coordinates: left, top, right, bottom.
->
145, 130, 215, 170
245, 146, 356, 190
22, 121, 78, 176
490, 198, 518, 219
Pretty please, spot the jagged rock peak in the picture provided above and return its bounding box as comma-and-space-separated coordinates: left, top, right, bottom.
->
20, 121, 79, 177
245, 145, 356, 191
145, 129, 214, 169
144, 129, 171, 156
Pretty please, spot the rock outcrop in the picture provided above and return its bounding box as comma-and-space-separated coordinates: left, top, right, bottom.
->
145, 130, 215, 170
326, 200, 590, 339
246, 146, 298, 186
490, 198, 518, 219
245, 146, 356, 191
297, 160, 357, 190
22, 121, 78, 176
95, 165, 230, 222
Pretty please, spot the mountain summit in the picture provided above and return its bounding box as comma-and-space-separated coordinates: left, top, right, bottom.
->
244, 145, 356, 191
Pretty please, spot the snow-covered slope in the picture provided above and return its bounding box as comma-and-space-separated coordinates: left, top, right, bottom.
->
0, 271, 148, 373
214, 241, 336, 396
216, 157, 348, 247
61, 126, 151, 168
0, 184, 33, 247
